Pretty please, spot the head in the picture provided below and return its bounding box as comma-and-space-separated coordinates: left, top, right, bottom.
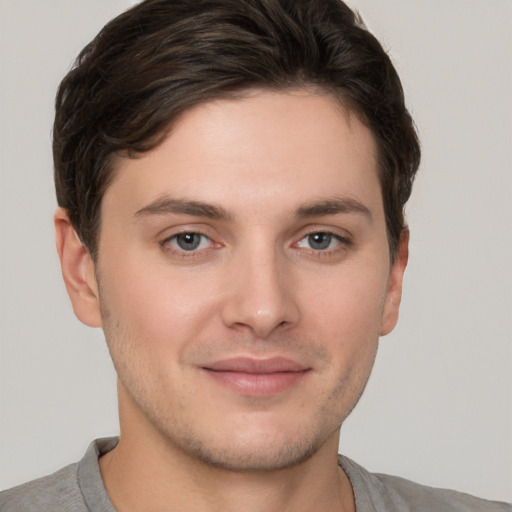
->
54, 0, 419, 263
54, 0, 419, 473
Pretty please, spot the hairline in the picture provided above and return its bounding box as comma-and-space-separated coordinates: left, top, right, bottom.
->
87, 84, 397, 264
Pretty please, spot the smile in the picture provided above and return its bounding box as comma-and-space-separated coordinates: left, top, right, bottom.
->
201, 357, 311, 397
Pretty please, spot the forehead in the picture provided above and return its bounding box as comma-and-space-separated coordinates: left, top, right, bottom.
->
104, 89, 381, 220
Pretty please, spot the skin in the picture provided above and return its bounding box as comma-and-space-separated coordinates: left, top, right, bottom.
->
55, 89, 408, 512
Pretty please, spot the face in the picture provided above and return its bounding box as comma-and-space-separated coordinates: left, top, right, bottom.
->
69, 90, 406, 471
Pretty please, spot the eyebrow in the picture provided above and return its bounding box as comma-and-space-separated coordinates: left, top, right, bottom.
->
135, 197, 232, 221
135, 196, 371, 222
295, 197, 372, 220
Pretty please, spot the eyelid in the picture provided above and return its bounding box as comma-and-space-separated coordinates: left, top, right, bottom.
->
296, 232, 342, 249
161, 230, 210, 246
159, 227, 223, 261
157, 224, 352, 260
157, 222, 217, 243
166, 232, 211, 252
293, 224, 353, 243
291, 227, 353, 259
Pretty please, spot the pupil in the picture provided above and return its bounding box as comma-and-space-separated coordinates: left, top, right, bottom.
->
309, 233, 331, 250
177, 233, 201, 251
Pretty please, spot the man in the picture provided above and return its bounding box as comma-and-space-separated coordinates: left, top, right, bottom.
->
1, 0, 510, 510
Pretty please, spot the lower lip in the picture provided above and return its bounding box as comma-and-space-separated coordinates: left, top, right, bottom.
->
203, 369, 310, 397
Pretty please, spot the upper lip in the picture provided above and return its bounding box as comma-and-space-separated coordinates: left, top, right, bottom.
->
203, 357, 309, 374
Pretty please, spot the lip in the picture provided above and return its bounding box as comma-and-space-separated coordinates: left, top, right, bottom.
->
201, 357, 311, 397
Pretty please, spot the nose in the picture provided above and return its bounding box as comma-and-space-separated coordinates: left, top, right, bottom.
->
220, 246, 301, 339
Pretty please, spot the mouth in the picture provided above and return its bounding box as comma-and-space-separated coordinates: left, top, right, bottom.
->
201, 357, 311, 397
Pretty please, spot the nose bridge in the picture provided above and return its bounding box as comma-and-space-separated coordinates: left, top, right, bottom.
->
221, 234, 299, 337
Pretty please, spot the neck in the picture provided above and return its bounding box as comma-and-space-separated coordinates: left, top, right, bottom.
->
99, 385, 355, 512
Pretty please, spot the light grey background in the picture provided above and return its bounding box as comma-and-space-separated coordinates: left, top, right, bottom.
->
1, 0, 511, 502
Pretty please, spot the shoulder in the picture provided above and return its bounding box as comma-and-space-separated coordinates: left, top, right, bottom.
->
339, 455, 512, 512
373, 472, 512, 512
0, 437, 118, 512
0, 463, 87, 512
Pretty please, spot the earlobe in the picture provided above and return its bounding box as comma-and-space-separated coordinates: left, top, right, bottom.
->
379, 229, 409, 336
54, 208, 102, 328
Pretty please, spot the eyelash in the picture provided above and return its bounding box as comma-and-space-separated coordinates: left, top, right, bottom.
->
160, 230, 351, 259
295, 232, 349, 253
160, 231, 215, 258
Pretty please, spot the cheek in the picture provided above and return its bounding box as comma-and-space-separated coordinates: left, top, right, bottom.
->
98, 256, 223, 355
304, 264, 389, 339
301, 261, 388, 383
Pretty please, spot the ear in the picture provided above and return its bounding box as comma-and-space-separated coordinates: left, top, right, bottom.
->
54, 208, 102, 327
380, 229, 409, 336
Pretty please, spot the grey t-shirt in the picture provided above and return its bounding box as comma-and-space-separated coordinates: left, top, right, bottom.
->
1, 437, 510, 511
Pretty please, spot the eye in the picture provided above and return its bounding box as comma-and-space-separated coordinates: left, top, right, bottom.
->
166, 232, 211, 252
296, 232, 343, 251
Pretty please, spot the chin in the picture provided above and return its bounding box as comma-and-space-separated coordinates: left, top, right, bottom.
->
180, 434, 323, 473
160, 413, 338, 473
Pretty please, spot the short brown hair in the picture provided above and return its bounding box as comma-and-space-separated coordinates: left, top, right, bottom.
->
54, 0, 420, 260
